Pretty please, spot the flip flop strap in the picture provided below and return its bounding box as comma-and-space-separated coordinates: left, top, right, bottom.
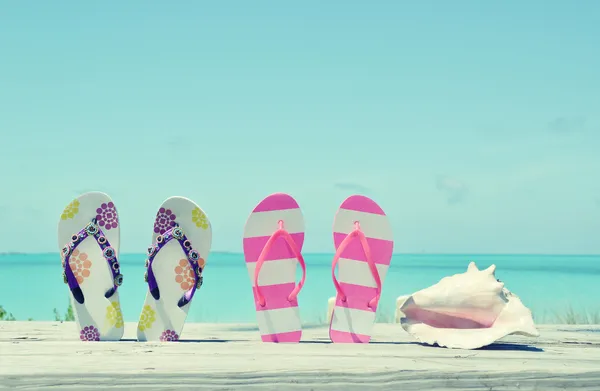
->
144, 226, 203, 306
331, 222, 381, 309
254, 220, 306, 307
61, 220, 123, 303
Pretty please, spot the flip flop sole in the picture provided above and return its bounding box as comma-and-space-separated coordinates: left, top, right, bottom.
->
137, 196, 212, 342
57, 192, 124, 341
329, 195, 394, 343
243, 193, 305, 343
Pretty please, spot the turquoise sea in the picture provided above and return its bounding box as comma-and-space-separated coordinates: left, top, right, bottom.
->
0, 253, 599, 324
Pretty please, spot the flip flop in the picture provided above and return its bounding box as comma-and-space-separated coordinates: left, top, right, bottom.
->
329, 195, 394, 343
137, 196, 212, 342
243, 193, 307, 343
57, 192, 124, 341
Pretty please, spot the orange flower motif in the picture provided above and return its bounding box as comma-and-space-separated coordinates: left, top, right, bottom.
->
69, 249, 92, 284
174, 259, 195, 290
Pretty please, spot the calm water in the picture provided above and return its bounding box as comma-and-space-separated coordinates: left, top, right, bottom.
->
1, 253, 599, 323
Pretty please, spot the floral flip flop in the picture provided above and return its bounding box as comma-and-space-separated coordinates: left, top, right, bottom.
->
137, 196, 212, 342
57, 191, 124, 341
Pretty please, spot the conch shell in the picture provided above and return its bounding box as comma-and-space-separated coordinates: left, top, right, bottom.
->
397, 262, 539, 349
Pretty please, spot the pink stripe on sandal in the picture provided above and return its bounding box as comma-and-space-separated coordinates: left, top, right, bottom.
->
329, 195, 394, 343
243, 193, 306, 343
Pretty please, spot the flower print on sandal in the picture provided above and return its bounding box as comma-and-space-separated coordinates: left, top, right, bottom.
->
57, 192, 124, 341
137, 196, 212, 342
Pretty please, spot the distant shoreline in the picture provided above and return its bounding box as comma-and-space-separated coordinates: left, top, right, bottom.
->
2, 303, 599, 325
1, 252, 600, 257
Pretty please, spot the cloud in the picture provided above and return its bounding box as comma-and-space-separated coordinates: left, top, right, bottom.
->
547, 116, 586, 133
165, 135, 194, 150
72, 188, 99, 196
0, 206, 42, 219
166, 137, 183, 148
333, 181, 371, 194
435, 175, 468, 205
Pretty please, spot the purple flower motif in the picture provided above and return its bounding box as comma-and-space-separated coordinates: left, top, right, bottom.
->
160, 329, 179, 342
96, 202, 119, 230
153, 208, 177, 234
80, 325, 100, 341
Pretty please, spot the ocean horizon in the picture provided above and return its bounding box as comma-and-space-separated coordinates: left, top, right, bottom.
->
1, 252, 599, 324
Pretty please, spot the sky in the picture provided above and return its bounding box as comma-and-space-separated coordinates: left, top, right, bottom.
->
0, 0, 599, 254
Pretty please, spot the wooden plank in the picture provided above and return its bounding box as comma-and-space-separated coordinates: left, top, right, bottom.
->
1, 322, 599, 390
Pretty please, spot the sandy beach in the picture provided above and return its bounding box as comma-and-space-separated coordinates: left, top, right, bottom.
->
1, 322, 599, 390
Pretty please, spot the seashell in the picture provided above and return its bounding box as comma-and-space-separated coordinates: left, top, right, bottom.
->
396, 261, 539, 349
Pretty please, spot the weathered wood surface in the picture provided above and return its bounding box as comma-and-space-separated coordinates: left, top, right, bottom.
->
1, 322, 599, 390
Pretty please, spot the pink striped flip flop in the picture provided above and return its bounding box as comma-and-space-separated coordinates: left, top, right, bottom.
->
243, 193, 307, 343
329, 195, 394, 343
